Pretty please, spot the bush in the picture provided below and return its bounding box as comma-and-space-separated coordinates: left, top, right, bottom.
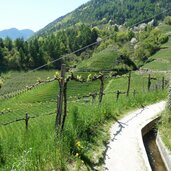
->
0, 79, 3, 89
116, 32, 129, 43
164, 16, 171, 25
158, 34, 169, 44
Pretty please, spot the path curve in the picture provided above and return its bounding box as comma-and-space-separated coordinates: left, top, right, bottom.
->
104, 101, 166, 171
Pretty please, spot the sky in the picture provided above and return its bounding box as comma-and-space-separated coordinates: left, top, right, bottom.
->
0, 0, 90, 32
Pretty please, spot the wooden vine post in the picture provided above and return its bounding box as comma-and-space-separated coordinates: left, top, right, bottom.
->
162, 76, 165, 90
89, 93, 97, 104
55, 64, 66, 129
133, 89, 136, 97
61, 81, 68, 131
25, 113, 29, 130
99, 74, 104, 104
126, 71, 131, 96
116, 90, 120, 101
147, 74, 151, 91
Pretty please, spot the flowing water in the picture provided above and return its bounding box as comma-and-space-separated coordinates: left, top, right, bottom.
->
143, 129, 167, 171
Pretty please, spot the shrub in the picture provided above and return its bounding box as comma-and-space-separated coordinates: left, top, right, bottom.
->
0, 79, 3, 89
158, 34, 169, 44
164, 16, 171, 25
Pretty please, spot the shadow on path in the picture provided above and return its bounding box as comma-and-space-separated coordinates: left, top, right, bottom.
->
83, 105, 148, 170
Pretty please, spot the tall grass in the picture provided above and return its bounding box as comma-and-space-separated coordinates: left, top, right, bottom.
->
159, 85, 171, 151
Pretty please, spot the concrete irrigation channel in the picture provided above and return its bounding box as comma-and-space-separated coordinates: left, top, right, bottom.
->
104, 101, 171, 171
143, 128, 167, 171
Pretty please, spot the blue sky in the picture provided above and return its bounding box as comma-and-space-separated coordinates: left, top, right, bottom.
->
0, 0, 90, 32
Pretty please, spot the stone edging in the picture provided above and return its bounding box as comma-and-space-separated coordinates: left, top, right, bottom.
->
156, 133, 171, 171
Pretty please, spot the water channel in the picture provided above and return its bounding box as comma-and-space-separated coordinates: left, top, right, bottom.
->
143, 128, 167, 171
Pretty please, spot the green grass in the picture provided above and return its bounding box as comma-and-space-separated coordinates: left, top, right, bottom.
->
142, 38, 171, 71
0, 70, 57, 96
159, 109, 171, 151
158, 23, 171, 35
142, 23, 171, 71
0, 70, 168, 171
77, 47, 119, 71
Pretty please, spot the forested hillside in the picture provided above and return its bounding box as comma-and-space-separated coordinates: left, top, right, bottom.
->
0, 0, 171, 72
36, 0, 171, 36
0, 25, 97, 70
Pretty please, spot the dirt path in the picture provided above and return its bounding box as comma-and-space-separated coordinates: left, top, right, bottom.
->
104, 101, 166, 171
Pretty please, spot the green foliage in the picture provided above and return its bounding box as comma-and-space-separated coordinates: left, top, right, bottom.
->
158, 34, 169, 44
116, 32, 129, 43
0, 79, 3, 89
36, 0, 171, 36
164, 16, 171, 25
134, 27, 169, 64
159, 86, 171, 152
0, 25, 98, 71
142, 37, 171, 71
77, 47, 119, 71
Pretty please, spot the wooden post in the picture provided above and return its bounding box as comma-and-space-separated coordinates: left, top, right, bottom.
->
133, 89, 136, 97
127, 71, 131, 96
142, 77, 145, 92
162, 77, 165, 90
116, 90, 120, 101
61, 82, 67, 131
147, 74, 151, 91
56, 64, 66, 129
91, 93, 97, 104
155, 84, 158, 92
25, 113, 29, 130
99, 75, 104, 104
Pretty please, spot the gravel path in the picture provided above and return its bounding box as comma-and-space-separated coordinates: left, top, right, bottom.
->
104, 101, 166, 171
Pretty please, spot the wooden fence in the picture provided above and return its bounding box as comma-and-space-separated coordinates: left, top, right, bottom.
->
0, 64, 169, 131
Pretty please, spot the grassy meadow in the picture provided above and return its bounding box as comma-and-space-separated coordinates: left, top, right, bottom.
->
77, 47, 119, 71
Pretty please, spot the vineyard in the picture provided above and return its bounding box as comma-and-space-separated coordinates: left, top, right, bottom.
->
0, 66, 169, 170
1, 0, 171, 170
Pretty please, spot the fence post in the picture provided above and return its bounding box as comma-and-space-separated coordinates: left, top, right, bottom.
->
133, 89, 136, 97
25, 113, 29, 130
99, 75, 104, 104
61, 82, 67, 131
155, 84, 158, 92
116, 90, 120, 101
147, 74, 151, 91
55, 64, 66, 129
127, 71, 131, 96
162, 77, 165, 90
91, 93, 97, 104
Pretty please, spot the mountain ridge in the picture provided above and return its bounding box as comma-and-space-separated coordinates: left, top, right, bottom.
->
0, 28, 34, 40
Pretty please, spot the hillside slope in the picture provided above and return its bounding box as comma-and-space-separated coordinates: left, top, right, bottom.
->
77, 47, 119, 71
142, 23, 171, 71
36, 0, 171, 36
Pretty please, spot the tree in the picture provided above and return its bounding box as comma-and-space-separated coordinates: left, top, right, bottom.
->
4, 37, 13, 51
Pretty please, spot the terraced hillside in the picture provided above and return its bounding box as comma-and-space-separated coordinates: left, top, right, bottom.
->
142, 23, 171, 71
